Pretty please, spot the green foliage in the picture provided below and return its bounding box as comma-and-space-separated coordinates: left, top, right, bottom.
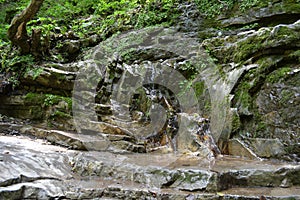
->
27, 17, 60, 36
0, 0, 180, 55
0, 47, 35, 87
1, 54, 34, 72
0, 0, 35, 79
24, 92, 46, 105
25, 92, 72, 109
195, 0, 235, 18
32, 0, 179, 39
24, 67, 43, 80
195, 0, 269, 18
0, 24, 9, 41
44, 94, 72, 109
0, 0, 30, 39
239, 0, 261, 11
132, 0, 179, 28
179, 65, 196, 78
94, 0, 138, 16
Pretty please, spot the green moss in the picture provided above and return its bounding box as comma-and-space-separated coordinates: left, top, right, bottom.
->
24, 92, 46, 105
280, 0, 300, 13
235, 83, 252, 109
234, 33, 267, 62
279, 89, 294, 106
193, 81, 205, 97
266, 67, 291, 83
194, 0, 274, 19
289, 50, 300, 62
50, 110, 72, 119
204, 100, 211, 112
231, 111, 241, 133
257, 121, 267, 132
51, 72, 66, 81
44, 94, 72, 109
24, 93, 72, 109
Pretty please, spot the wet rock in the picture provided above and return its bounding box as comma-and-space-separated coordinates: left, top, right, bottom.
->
1, 135, 300, 199
95, 103, 112, 115
227, 139, 259, 160
80, 34, 101, 48
69, 151, 219, 192
60, 40, 81, 55
0, 96, 44, 120
84, 120, 135, 136
0, 79, 12, 95
20, 126, 114, 151
21, 66, 76, 94
176, 2, 203, 37
20, 126, 86, 150
203, 17, 300, 161
0, 180, 67, 200
110, 140, 146, 153
203, 20, 300, 64
247, 138, 285, 158
255, 79, 300, 156
19, 125, 147, 153
177, 113, 220, 157
221, 1, 300, 28
221, 187, 300, 200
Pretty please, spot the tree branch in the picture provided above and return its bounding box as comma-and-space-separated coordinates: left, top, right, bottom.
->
7, 0, 44, 54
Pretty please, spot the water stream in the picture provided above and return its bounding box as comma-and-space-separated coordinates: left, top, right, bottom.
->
73, 27, 258, 155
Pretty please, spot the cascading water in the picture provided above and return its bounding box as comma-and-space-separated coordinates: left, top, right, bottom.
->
72, 27, 255, 156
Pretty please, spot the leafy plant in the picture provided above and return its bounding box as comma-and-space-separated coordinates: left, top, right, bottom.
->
27, 17, 58, 36
239, 0, 261, 11
195, 0, 235, 18
24, 67, 43, 80
195, 0, 268, 18
44, 94, 72, 109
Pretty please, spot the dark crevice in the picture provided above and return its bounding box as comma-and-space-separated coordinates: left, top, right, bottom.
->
161, 173, 180, 188
226, 13, 300, 30
250, 46, 299, 64
257, 13, 300, 27
178, 188, 206, 192
233, 115, 254, 139
218, 172, 248, 190
0, 175, 61, 187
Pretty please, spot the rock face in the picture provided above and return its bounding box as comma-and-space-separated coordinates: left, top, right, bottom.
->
203, 19, 300, 160
0, 0, 300, 198
0, 135, 300, 199
1, 1, 299, 160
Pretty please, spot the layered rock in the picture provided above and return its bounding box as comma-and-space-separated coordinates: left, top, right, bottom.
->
1, 0, 300, 199
0, 134, 299, 199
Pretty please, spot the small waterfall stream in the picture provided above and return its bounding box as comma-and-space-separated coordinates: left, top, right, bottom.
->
73, 27, 258, 156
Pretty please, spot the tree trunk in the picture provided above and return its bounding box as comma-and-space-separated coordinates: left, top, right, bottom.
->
7, 0, 44, 55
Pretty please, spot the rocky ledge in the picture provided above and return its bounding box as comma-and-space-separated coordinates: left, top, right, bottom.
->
0, 134, 299, 200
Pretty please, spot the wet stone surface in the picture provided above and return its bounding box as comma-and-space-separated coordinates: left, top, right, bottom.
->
0, 134, 299, 199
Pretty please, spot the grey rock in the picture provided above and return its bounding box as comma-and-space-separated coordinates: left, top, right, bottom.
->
247, 138, 285, 158
1, 135, 300, 199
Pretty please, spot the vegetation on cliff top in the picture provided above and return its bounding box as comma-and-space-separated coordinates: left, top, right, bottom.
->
0, 0, 278, 89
